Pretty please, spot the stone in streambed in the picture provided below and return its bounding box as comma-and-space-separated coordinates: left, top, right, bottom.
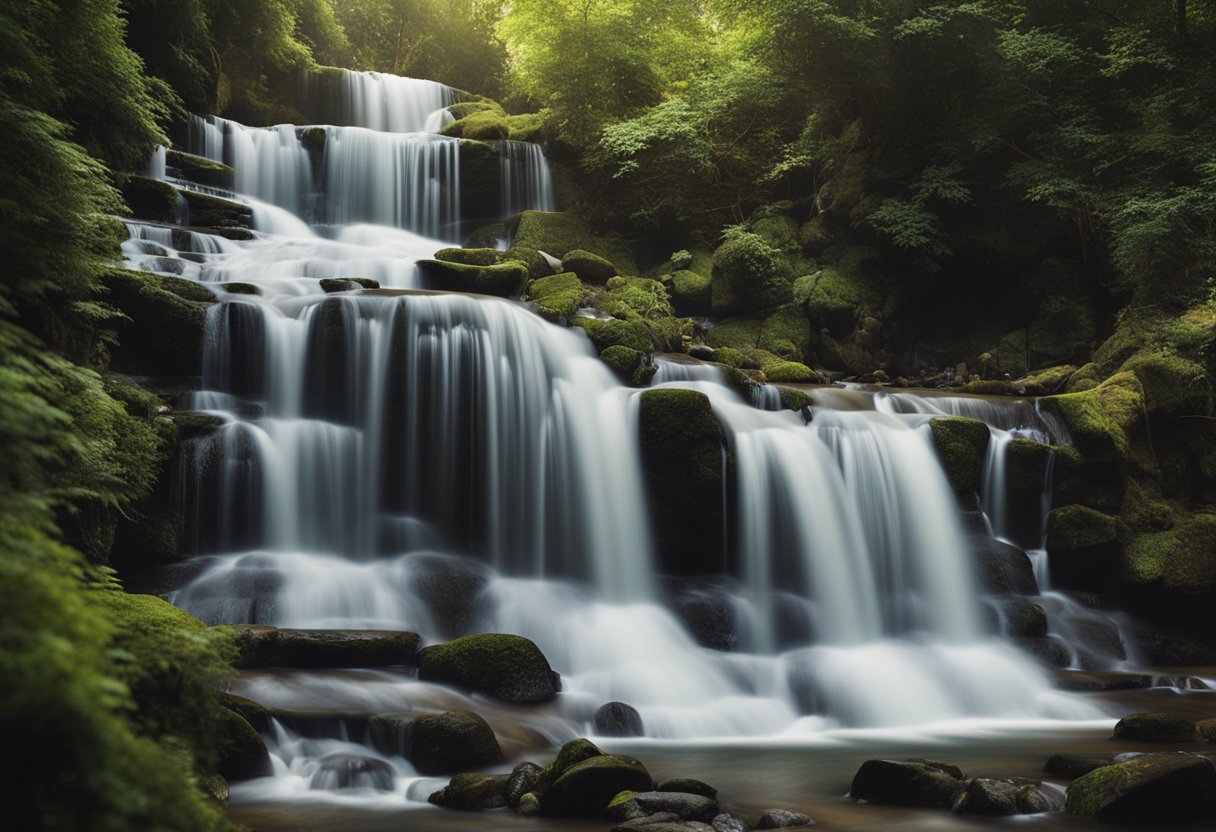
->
216, 707, 272, 780
608, 791, 719, 823
417, 633, 559, 703
595, 701, 645, 737
711, 814, 748, 832
231, 626, 419, 669
1113, 713, 1197, 743
849, 758, 964, 808
757, 808, 816, 827
658, 778, 718, 799
1045, 753, 1115, 779
612, 823, 714, 832
428, 772, 510, 810
370, 710, 501, 776
951, 777, 1052, 815
1065, 752, 1216, 824
506, 761, 543, 808
540, 754, 654, 816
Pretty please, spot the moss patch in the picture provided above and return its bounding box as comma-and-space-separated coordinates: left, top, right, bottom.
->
763, 361, 818, 383
759, 304, 812, 363
563, 250, 617, 283
509, 211, 637, 277
711, 232, 793, 315
1121, 515, 1216, 595
599, 277, 672, 321
528, 273, 584, 320
572, 317, 653, 354
417, 259, 529, 297
417, 633, 559, 703
929, 418, 991, 507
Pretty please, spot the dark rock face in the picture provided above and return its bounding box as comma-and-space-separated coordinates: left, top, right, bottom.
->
1112, 713, 1197, 743
658, 778, 718, 799
397, 710, 503, 776
850, 758, 964, 808
971, 537, 1039, 595
757, 808, 815, 828
1045, 754, 1114, 779
608, 791, 720, 823
308, 753, 395, 791
231, 626, 419, 669
951, 777, 1051, 815
929, 418, 991, 509
506, 761, 544, 809
216, 707, 272, 780
428, 772, 510, 810
1065, 753, 1216, 824
595, 701, 645, 737
541, 755, 654, 817
417, 633, 559, 703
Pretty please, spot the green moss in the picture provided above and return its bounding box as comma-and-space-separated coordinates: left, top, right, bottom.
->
119, 175, 181, 223
1066, 362, 1103, 393
996, 329, 1029, 378
1121, 515, 1216, 594
572, 317, 653, 354
711, 232, 793, 315
417, 259, 529, 298
780, 388, 814, 411
929, 418, 991, 506
165, 150, 234, 189
528, 273, 584, 320
505, 112, 546, 142
751, 215, 800, 255
298, 126, 327, 153
541, 739, 604, 789
1027, 295, 1097, 368
712, 347, 747, 368
759, 304, 812, 362
763, 361, 818, 383
181, 191, 251, 229
600, 346, 655, 387
318, 277, 378, 293
100, 269, 211, 377
1119, 479, 1175, 533
541, 755, 654, 817
429, 772, 510, 810
447, 99, 506, 120
216, 707, 271, 780
1120, 351, 1212, 417
1006, 439, 1053, 491
599, 276, 672, 321
509, 211, 637, 277
1045, 373, 1143, 460
706, 317, 761, 351
1065, 753, 1216, 824
1047, 505, 1120, 552
1113, 713, 1197, 742
799, 266, 876, 336
1017, 365, 1076, 395
435, 247, 502, 267
563, 249, 617, 283
417, 633, 559, 703
443, 109, 510, 140
670, 269, 712, 312
798, 214, 839, 255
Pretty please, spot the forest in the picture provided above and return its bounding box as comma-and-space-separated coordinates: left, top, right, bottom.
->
2, 1, 1216, 830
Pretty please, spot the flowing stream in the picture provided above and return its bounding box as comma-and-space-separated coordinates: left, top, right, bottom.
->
120, 69, 1135, 811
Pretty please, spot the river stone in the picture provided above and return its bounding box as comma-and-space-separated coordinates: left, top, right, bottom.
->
951, 777, 1051, 815
538, 738, 604, 789
712, 814, 748, 832
1197, 719, 1216, 742
428, 772, 509, 810
518, 792, 541, 815
1113, 712, 1197, 743
970, 536, 1038, 595
595, 701, 645, 737
541, 754, 654, 816
757, 808, 815, 828
1065, 752, 1216, 824
612, 813, 680, 829
608, 791, 720, 823
658, 778, 718, 799
231, 626, 419, 668
506, 761, 543, 808
612, 824, 714, 832
216, 707, 272, 780
1044, 754, 1114, 779
308, 753, 394, 791
417, 633, 559, 703
403, 710, 502, 775
850, 758, 964, 808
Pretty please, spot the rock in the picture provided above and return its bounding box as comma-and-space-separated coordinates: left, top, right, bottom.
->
182, 190, 252, 228
435, 247, 502, 266
951, 777, 1051, 815
417, 258, 529, 297
573, 317, 654, 354
849, 758, 964, 808
608, 791, 719, 823
563, 249, 617, 283
1112, 713, 1197, 743
231, 626, 419, 669
711, 232, 793, 315
712, 814, 748, 832
219, 692, 271, 732
319, 277, 379, 292
1045, 754, 1114, 779
929, 418, 991, 509
971, 536, 1039, 595
612, 813, 681, 829
428, 772, 510, 810
166, 149, 234, 188
1197, 719, 1216, 743
1047, 505, 1122, 590
508, 210, 637, 279
309, 753, 395, 791
757, 808, 815, 828
527, 273, 584, 320
1065, 752, 1216, 824
1015, 636, 1072, 667
541, 755, 654, 817
506, 761, 543, 808
658, 778, 718, 799
689, 345, 715, 360
612, 823, 715, 832
763, 361, 818, 383
991, 596, 1047, 638
405, 554, 490, 641
417, 633, 559, 703
602, 346, 657, 387
595, 701, 645, 737
216, 707, 272, 780
539, 738, 604, 789
377, 710, 501, 776
101, 269, 210, 377
518, 791, 542, 815
1053, 672, 1152, 693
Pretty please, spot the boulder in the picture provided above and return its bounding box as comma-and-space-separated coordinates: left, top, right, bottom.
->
398, 710, 502, 776
541, 755, 654, 817
951, 777, 1051, 815
428, 772, 510, 810
991, 596, 1047, 638
608, 791, 719, 823
216, 707, 272, 781
658, 778, 717, 799
712, 814, 748, 832
1044, 754, 1114, 779
506, 761, 543, 809
1015, 636, 1072, 667
417, 633, 559, 703
595, 701, 645, 737
757, 808, 815, 828
405, 554, 490, 640
1065, 752, 1216, 824
308, 753, 395, 791
563, 249, 617, 283
417, 258, 529, 297
711, 232, 793, 315
527, 273, 584, 321
1047, 505, 1122, 590
1112, 713, 1197, 743
319, 277, 379, 292
971, 537, 1039, 595
849, 758, 964, 808
929, 418, 991, 509
165, 149, 235, 189
231, 626, 419, 669
539, 738, 603, 789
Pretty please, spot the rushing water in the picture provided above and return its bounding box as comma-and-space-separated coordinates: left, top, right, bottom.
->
117, 69, 1158, 812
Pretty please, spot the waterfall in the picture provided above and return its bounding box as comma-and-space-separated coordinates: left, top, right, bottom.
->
500, 140, 556, 216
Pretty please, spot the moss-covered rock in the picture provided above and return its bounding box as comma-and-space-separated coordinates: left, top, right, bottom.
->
951, 778, 1051, 816
1044, 755, 1114, 780
706, 317, 762, 352
798, 214, 839, 255
406, 711, 503, 776
219, 693, 271, 733
758, 304, 812, 363
599, 276, 672, 321
216, 707, 272, 781
600, 346, 655, 387
181, 191, 252, 229
1119, 515, 1216, 601
971, 537, 1038, 595
435, 247, 502, 267
797, 267, 872, 336
563, 249, 617, 283
763, 361, 818, 383
779, 388, 814, 412
429, 772, 510, 810
1046, 505, 1121, 590
638, 389, 728, 576
929, 418, 991, 508
572, 317, 653, 354
417, 258, 529, 297
1113, 713, 1197, 743
670, 268, 713, 315
417, 633, 559, 703
996, 329, 1030, 378
1006, 438, 1054, 491
1065, 753, 1216, 824
540, 738, 604, 789
711, 232, 793, 315
850, 758, 964, 808
528, 273, 584, 320
319, 277, 379, 293
443, 109, 509, 140
1045, 373, 1143, 462
1120, 351, 1212, 417
508, 211, 637, 278
165, 149, 235, 189
231, 627, 420, 669
101, 269, 211, 377
507, 761, 544, 808
540, 755, 654, 817
752, 215, 800, 256
119, 175, 182, 223
1016, 365, 1077, 395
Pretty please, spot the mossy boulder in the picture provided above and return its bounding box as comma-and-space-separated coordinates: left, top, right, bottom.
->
1044, 754, 1114, 780
1065, 753, 1216, 824
780, 387, 814, 412
539, 738, 604, 789
563, 250, 617, 283
319, 277, 379, 293
1120, 351, 1212, 417
528, 273, 585, 321
971, 537, 1038, 595
706, 317, 762, 352
417, 258, 529, 297
508, 211, 637, 278
165, 149, 235, 189
929, 418, 991, 509
608, 790, 720, 823
119, 175, 182, 223
1046, 505, 1122, 589
572, 317, 653, 354
711, 232, 794, 315
1113, 713, 1197, 743
1006, 438, 1054, 491
758, 304, 813, 363
670, 268, 713, 315
429, 772, 510, 810
593, 701, 644, 737
231, 627, 420, 669
638, 389, 728, 576
443, 109, 509, 140
850, 758, 964, 808
797, 267, 874, 336
435, 247, 502, 267
951, 778, 1051, 816
181, 190, 252, 229
417, 633, 559, 703
216, 707, 272, 781
600, 346, 655, 387
219, 693, 271, 733
763, 361, 818, 383
599, 276, 672, 321
541, 755, 654, 817
1119, 515, 1216, 603
1045, 373, 1143, 463
101, 269, 210, 377
402, 711, 502, 776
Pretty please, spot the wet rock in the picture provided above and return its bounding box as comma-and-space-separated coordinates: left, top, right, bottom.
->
231, 626, 419, 669
951, 777, 1051, 815
612, 813, 680, 829
1065, 752, 1216, 824
539, 738, 604, 789
690, 345, 715, 360
319, 277, 380, 292
1053, 671, 1152, 692
390, 710, 502, 776
216, 707, 272, 780
1047, 505, 1121, 590
428, 772, 510, 810
1197, 719, 1216, 743
595, 701, 645, 737
506, 761, 543, 808
417, 258, 529, 297
219, 692, 271, 732
757, 808, 815, 828
309, 753, 395, 791
658, 778, 718, 799
406, 554, 490, 640
541, 754, 654, 817
1113, 713, 1197, 743
417, 633, 559, 703
1045, 754, 1114, 779
929, 418, 990, 509
992, 595, 1047, 637
971, 536, 1038, 595
518, 792, 541, 815
850, 758, 964, 808
670, 584, 738, 651
1015, 636, 1072, 667
712, 814, 748, 832
608, 791, 719, 823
